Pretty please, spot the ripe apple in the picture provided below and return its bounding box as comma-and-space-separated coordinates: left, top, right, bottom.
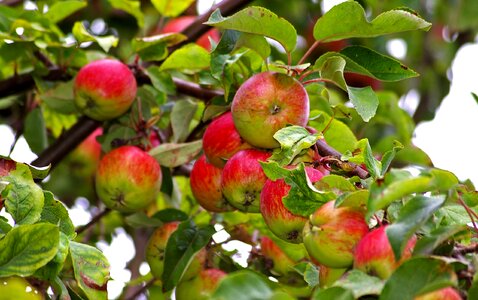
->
151, 16, 220, 51
95, 145, 162, 212
202, 111, 251, 168
260, 166, 324, 243
74, 59, 137, 121
260, 236, 297, 276
175, 268, 227, 300
353, 225, 417, 279
317, 263, 347, 288
190, 154, 235, 212
344, 72, 381, 90
70, 127, 103, 177
231, 72, 310, 149
415, 287, 462, 300
221, 149, 271, 213
302, 200, 369, 268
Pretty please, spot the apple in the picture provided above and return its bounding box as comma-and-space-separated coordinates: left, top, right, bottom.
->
74, 59, 137, 121
260, 166, 324, 243
70, 127, 103, 177
221, 149, 271, 213
260, 236, 297, 276
302, 200, 369, 268
317, 263, 347, 288
231, 72, 310, 149
0, 277, 43, 300
151, 16, 220, 51
344, 72, 381, 91
190, 154, 235, 212
415, 287, 462, 300
175, 268, 227, 300
353, 225, 417, 279
95, 145, 162, 212
202, 111, 251, 168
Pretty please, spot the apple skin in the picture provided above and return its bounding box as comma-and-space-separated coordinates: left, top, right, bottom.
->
190, 154, 235, 212
70, 127, 103, 177
0, 277, 43, 300
302, 200, 369, 268
95, 145, 162, 212
353, 225, 417, 279
344, 72, 381, 91
260, 166, 324, 244
317, 263, 347, 288
414, 287, 462, 300
231, 72, 310, 149
221, 149, 271, 213
202, 111, 251, 168
74, 59, 137, 121
260, 236, 297, 276
175, 268, 227, 300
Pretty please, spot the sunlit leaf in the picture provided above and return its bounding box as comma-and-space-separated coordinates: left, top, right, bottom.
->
149, 140, 203, 168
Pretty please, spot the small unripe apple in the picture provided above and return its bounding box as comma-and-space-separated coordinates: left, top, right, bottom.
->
414, 287, 462, 300
221, 149, 271, 213
74, 59, 137, 121
202, 112, 251, 168
95, 145, 162, 212
303, 200, 369, 268
231, 72, 310, 149
175, 268, 227, 300
353, 225, 417, 279
0, 277, 43, 300
190, 155, 235, 212
260, 236, 297, 276
260, 166, 324, 243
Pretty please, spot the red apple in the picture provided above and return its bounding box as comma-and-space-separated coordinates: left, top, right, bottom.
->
190, 154, 235, 212
202, 112, 251, 168
260, 166, 324, 243
302, 200, 369, 268
74, 59, 137, 121
70, 127, 103, 177
231, 72, 310, 149
175, 269, 227, 300
260, 236, 297, 276
221, 149, 271, 213
353, 225, 417, 279
317, 263, 347, 288
415, 287, 462, 300
344, 72, 381, 90
95, 145, 162, 212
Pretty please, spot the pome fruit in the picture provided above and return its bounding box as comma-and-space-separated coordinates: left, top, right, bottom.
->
70, 127, 103, 178
260, 166, 324, 243
74, 59, 137, 121
303, 200, 369, 268
353, 225, 417, 279
175, 268, 226, 300
317, 263, 347, 288
95, 145, 162, 212
190, 154, 235, 212
231, 72, 310, 149
260, 236, 297, 276
415, 287, 462, 300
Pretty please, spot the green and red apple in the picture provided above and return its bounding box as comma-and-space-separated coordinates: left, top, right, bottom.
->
175, 268, 226, 300
260, 236, 297, 276
415, 287, 462, 300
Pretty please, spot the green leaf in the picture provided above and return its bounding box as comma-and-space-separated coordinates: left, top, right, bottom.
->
380, 141, 404, 176
313, 1, 431, 42
0, 216, 12, 237
160, 44, 210, 72
335, 190, 369, 210
386, 195, 446, 261
149, 140, 203, 168
151, 0, 195, 17
472, 92, 478, 105
72, 21, 118, 52
347, 86, 379, 122
146, 66, 176, 94
270, 126, 321, 166
26, 164, 51, 180
413, 225, 467, 256
162, 221, 215, 291
309, 112, 357, 153
171, 99, 198, 143
40, 191, 76, 239
153, 208, 189, 223
206, 6, 297, 53
437, 205, 472, 226
212, 270, 273, 300
0, 223, 59, 277
314, 174, 356, 193
35, 233, 70, 281
236, 33, 271, 59
108, 0, 144, 27
45, 0, 87, 23
333, 270, 384, 298
303, 263, 320, 287
312, 286, 354, 300
133, 33, 186, 62
363, 139, 381, 179
24, 107, 48, 154
261, 161, 291, 181
70, 241, 110, 300
379, 257, 457, 300
124, 212, 163, 228
2, 163, 44, 225
319, 56, 347, 90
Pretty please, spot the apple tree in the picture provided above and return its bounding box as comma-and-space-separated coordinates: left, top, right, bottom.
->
0, 0, 477, 299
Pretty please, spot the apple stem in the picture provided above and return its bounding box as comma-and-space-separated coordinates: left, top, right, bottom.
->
321, 114, 335, 135
302, 77, 337, 86
457, 196, 478, 233
298, 40, 320, 66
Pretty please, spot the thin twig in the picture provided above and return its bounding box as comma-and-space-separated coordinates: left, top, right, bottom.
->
124, 278, 155, 300
76, 208, 111, 235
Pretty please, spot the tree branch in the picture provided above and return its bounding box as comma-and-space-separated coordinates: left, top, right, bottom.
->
76, 208, 111, 235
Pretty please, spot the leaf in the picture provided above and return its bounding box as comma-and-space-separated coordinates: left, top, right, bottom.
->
437, 205, 472, 226
314, 174, 356, 193
24, 107, 48, 154
335, 190, 369, 210
2, 163, 44, 225
70, 241, 110, 300
151, 0, 195, 17
236, 33, 271, 59
149, 140, 203, 168
309, 112, 357, 153
171, 99, 198, 143
472, 92, 478, 105
40, 191, 76, 239
0, 223, 59, 277
319, 56, 347, 90
333, 270, 384, 298
35, 233, 70, 281
133, 33, 186, 62
72, 21, 118, 52
386, 195, 446, 261
162, 221, 215, 291
146, 66, 176, 94
363, 139, 381, 179
26, 164, 51, 180
380, 141, 404, 176
206, 6, 297, 53
347, 86, 379, 122
160, 44, 210, 72
413, 225, 467, 256
379, 257, 457, 300
270, 126, 321, 166
124, 212, 164, 228
108, 0, 144, 27
303, 263, 320, 287
153, 208, 189, 223
212, 270, 273, 300
45, 0, 87, 24
313, 1, 431, 42
312, 286, 354, 300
